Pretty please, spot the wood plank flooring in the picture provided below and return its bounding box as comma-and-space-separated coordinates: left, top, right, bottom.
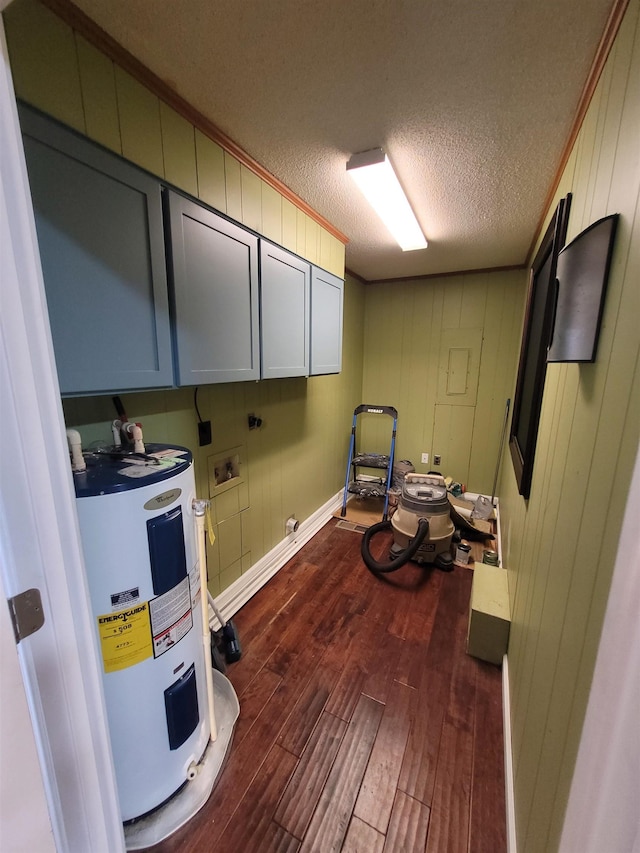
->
146, 519, 506, 853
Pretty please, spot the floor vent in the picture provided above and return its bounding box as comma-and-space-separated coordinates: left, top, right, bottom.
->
335, 520, 368, 534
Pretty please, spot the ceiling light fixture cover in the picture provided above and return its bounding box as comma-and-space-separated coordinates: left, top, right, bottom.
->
346, 148, 427, 251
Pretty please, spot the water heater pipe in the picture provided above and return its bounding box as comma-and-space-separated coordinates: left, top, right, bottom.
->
131, 424, 145, 455
193, 500, 217, 742
122, 421, 146, 454
111, 420, 122, 448
66, 428, 86, 472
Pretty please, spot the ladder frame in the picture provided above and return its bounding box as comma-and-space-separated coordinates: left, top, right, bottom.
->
340, 404, 398, 521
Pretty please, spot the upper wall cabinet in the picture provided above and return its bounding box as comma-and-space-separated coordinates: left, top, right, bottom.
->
310, 268, 344, 375
165, 191, 260, 385
19, 104, 173, 396
20, 105, 344, 395
260, 241, 310, 379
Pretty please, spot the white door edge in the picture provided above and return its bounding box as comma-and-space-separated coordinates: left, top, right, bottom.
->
0, 18, 124, 853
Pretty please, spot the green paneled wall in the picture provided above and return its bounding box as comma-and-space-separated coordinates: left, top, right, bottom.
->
497, 3, 640, 851
361, 270, 527, 495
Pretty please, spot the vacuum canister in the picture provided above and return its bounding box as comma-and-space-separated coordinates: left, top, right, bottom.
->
390, 474, 455, 564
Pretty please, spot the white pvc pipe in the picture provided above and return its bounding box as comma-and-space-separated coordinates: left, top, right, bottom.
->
193, 500, 217, 742
130, 424, 145, 455
122, 421, 145, 454
65, 429, 86, 472
111, 420, 122, 448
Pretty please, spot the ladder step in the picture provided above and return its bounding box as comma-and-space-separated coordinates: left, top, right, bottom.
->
352, 453, 390, 468
347, 480, 388, 498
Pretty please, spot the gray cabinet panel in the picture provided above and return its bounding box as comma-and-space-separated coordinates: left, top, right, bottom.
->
260, 241, 310, 379
20, 105, 173, 396
310, 268, 344, 375
166, 191, 260, 384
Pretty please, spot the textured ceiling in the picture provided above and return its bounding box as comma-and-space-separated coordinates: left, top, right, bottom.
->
69, 0, 615, 281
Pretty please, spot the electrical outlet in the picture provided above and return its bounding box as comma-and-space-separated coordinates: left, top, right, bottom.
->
434, 454, 442, 466
198, 420, 212, 446
421, 452, 429, 464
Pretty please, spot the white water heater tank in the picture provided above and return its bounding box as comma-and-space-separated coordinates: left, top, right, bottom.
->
74, 444, 210, 823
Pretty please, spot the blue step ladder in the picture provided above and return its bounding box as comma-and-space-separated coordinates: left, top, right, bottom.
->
340, 405, 398, 521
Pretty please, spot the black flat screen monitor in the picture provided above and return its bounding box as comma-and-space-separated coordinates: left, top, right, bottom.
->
547, 214, 618, 363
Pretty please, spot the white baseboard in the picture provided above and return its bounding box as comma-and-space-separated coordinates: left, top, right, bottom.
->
211, 491, 343, 623
502, 654, 517, 853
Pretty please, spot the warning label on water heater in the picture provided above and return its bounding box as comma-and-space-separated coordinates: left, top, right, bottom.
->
97, 604, 153, 673
149, 577, 192, 658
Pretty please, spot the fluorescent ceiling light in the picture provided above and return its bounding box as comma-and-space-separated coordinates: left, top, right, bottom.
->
347, 148, 428, 251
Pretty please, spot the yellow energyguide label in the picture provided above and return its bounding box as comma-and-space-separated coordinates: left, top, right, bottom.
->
97, 603, 153, 673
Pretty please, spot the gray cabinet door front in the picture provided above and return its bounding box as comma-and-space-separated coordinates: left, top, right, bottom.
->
166, 191, 260, 385
260, 241, 310, 379
310, 268, 344, 375
20, 105, 173, 396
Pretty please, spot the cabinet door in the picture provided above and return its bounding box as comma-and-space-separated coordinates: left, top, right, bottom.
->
166, 191, 260, 385
260, 241, 310, 379
310, 268, 344, 375
19, 105, 173, 396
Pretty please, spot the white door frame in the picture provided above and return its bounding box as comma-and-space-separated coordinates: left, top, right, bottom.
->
0, 16, 124, 853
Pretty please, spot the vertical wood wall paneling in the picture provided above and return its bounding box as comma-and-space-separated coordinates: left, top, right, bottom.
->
305, 216, 320, 266
432, 405, 475, 484
546, 25, 640, 844
261, 181, 283, 245
515, 369, 582, 840
361, 281, 408, 457
281, 197, 298, 253
332, 234, 347, 278
403, 281, 434, 465
468, 274, 503, 489
4, 0, 85, 132
319, 228, 333, 272
540, 18, 638, 844
509, 366, 567, 772
265, 379, 285, 548
361, 272, 526, 494
500, 3, 640, 850
278, 378, 302, 529
75, 35, 121, 153
295, 208, 307, 259
395, 282, 420, 458
160, 102, 198, 197
114, 66, 164, 177
240, 164, 262, 234
224, 151, 242, 221
195, 129, 226, 212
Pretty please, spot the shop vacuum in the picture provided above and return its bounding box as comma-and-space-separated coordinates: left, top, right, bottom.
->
67, 423, 239, 849
361, 473, 456, 573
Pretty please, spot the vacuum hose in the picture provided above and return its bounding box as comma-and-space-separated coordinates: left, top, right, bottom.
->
361, 517, 430, 574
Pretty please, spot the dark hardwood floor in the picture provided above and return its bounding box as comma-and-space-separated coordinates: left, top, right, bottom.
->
148, 518, 506, 853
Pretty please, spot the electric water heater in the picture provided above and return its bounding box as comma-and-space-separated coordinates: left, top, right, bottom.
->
74, 445, 210, 823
